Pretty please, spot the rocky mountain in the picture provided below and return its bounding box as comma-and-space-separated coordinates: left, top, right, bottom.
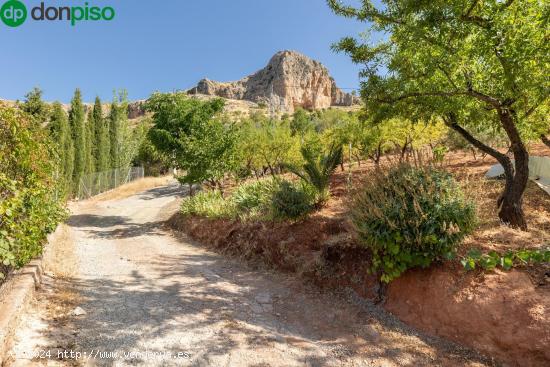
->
188, 50, 358, 113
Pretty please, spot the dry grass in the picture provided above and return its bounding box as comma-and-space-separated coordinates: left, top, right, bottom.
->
42, 224, 78, 278
441, 144, 550, 253
462, 179, 550, 253
88, 175, 175, 202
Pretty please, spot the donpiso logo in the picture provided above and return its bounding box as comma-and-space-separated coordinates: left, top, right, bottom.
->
1, 1, 115, 27
1, 0, 27, 27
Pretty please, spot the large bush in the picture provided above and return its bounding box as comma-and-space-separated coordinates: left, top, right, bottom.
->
0, 104, 66, 279
350, 164, 476, 283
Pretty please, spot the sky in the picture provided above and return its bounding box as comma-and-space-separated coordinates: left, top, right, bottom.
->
0, 0, 373, 103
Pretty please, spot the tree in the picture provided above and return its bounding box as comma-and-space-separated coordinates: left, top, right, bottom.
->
290, 108, 314, 137
85, 109, 94, 174
109, 94, 120, 169
146, 92, 237, 190
109, 91, 132, 169
92, 96, 110, 173
49, 102, 74, 190
329, 0, 549, 230
68, 89, 86, 188
236, 116, 301, 177
21, 87, 51, 124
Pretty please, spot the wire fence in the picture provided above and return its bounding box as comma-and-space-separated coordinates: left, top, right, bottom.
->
76, 166, 144, 200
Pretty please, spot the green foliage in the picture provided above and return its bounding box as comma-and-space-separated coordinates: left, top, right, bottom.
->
146, 92, 237, 188
180, 190, 235, 219
270, 180, 315, 221
432, 145, 448, 164
329, 0, 548, 228
108, 90, 144, 172
68, 89, 86, 188
462, 247, 550, 272
287, 143, 343, 204
0, 104, 66, 278
109, 91, 128, 169
21, 87, 51, 124
232, 179, 275, 216
235, 116, 301, 178
48, 102, 74, 195
179, 178, 314, 222
92, 96, 110, 173
350, 164, 476, 283
290, 108, 314, 137
134, 132, 172, 176
85, 109, 94, 174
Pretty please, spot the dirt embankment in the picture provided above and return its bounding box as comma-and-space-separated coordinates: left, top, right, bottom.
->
166, 145, 550, 366
167, 213, 549, 366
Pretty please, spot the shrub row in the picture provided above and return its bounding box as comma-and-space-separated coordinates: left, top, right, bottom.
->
0, 104, 66, 279
180, 178, 315, 221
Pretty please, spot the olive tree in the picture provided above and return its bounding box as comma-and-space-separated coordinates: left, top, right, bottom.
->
329, 0, 549, 230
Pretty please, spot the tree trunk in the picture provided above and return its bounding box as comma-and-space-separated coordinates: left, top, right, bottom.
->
446, 112, 528, 230
497, 109, 529, 230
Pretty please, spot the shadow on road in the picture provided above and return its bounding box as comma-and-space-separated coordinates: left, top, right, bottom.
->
36, 250, 494, 366
40, 183, 494, 366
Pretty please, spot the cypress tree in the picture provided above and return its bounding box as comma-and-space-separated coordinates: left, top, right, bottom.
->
49, 102, 74, 188
92, 97, 110, 173
109, 94, 120, 169
68, 89, 86, 189
85, 109, 95, 174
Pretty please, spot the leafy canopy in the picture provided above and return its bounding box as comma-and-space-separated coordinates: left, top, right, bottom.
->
146, 93, 237, 187
329, 0, 549, 138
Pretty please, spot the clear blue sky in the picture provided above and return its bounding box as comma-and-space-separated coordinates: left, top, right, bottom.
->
0, 0, 372, 103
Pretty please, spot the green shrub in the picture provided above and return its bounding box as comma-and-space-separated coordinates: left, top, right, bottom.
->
180, 179, 315, 222
231, 179, 275, 218
270, 180, 315, 221
180, 190, 235, 219
0, 104, 66, 279
351, 164, 476, 283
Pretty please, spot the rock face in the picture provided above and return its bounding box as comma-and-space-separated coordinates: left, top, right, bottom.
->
189, 50, 357, 113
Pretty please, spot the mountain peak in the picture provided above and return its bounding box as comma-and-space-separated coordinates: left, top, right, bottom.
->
189, 51, 357, 113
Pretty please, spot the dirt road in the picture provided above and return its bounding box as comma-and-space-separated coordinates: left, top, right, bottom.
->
8, 183, 493, 366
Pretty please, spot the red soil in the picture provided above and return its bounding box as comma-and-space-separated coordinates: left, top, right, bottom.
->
167, 144, 550, 366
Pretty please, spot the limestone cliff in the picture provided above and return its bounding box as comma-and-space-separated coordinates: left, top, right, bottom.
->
188, 50, 357, 113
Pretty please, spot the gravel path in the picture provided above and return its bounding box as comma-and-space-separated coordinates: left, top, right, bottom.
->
8, 183, 494, 367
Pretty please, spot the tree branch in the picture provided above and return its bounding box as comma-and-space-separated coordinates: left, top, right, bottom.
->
443, 113, 510, 166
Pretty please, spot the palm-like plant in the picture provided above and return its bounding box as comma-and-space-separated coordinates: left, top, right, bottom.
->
287, 144, 343, 204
